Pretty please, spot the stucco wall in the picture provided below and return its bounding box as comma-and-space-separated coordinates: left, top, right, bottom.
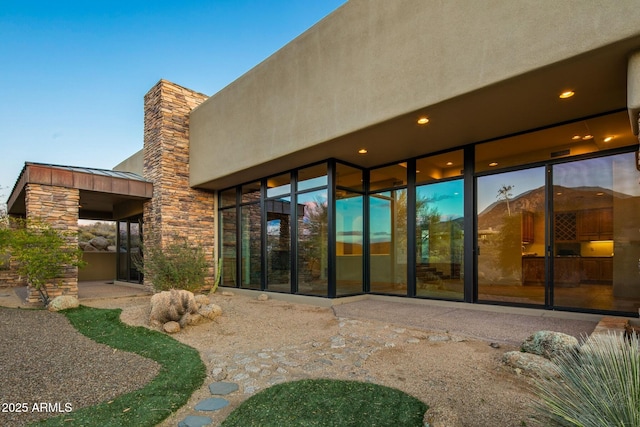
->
190, 0, 640, 188
79, 252, 116, 281
113, 149, 144, 176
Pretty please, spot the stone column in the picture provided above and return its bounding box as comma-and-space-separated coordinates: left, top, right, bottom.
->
24, 183, 79, 303
143, 79, 215, 290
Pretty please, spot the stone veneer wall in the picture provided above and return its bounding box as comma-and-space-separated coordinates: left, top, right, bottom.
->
143, 80, 215, 290
24, 183, 79, 303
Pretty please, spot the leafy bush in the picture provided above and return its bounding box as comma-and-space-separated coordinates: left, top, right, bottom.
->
134, 235, 208, 292
532, 332, 640, 426
0, 217, 85, 304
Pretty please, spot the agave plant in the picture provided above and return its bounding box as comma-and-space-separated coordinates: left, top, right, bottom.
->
532, 332, 640, 426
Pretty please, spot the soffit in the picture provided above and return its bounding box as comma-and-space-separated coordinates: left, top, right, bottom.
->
195, 36, 640, 191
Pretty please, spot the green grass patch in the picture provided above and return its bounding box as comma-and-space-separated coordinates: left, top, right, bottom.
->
33, 306, 206, 427
221, 378, 428, 427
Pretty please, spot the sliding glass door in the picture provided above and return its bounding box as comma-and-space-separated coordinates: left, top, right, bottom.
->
552, 153, 640, 312
477, 167, 546, 305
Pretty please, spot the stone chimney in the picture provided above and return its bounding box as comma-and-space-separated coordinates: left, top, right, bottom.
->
142, 80, 215, 289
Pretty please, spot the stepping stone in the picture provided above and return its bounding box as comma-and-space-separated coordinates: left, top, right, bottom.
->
195, 397, 229, 411
209, 381, 239, 395
178, 415, 212, 427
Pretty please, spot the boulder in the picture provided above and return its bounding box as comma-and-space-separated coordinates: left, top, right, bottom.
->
521, 330, 579, 359
186, 313, 205, 326
89, 236, 110, 251
194, 294, 210, 307
199, 303, 222, 320
48, 295, 80, 312
149, 289, 199, 328
257, 293, 269, 301
502, 351, 559, 378
163, 321, 181, 334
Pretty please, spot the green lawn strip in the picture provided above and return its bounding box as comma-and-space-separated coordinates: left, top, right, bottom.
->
221, 378, 428, 427
33, 305, 206, 427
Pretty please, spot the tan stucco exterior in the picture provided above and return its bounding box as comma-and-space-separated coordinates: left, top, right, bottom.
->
189, 0, 640, 190
113, 149, 144, 176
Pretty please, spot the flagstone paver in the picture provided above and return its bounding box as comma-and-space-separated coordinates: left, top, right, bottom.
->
194, 397, 230, 411
177, 415, 213, 427
209, 382, 239, 395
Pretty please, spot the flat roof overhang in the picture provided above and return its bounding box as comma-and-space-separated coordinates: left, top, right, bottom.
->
7, 163, 153, 220
192, 35, 640, 191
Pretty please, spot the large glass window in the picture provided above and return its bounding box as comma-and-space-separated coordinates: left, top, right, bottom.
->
241, 203, 261, 289
552, 153, 640, 313
266, 173, 292, 292
220, 207, 237, 286
116, 218, 142, 283
336, 191, 363, 296
477, 167, 546, 305
370, 190, 407, 294
297, 189, 328, 295
416, 179, 464, 300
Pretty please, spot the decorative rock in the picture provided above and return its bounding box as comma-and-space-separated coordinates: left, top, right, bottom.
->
194, 397, 229, 411
149, 289, 198, 328
163, 321, 181, 334
257, 293, 269, 301
186, 313, 205, 326
88, 236, 110, 250
209, 381, 239, 395
178, 415, 213, 427
521, 330, 579, 359
199, 304, 222, 320
211, 367, 227, 381
194, 294, 210, 307
48, 295, 79, 312
502, 351, 559, 378
423, 406, 463, 427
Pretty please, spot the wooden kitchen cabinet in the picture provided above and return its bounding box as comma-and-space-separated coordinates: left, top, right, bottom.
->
577, 208, 613, 241
522, 257, 544, 285
580, 257, 613, 283
521, 211, 534, 244
554, 257, 581, 286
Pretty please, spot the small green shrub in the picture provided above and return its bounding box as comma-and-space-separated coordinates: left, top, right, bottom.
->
134, 235, 208, 292
532, 332, 640, 426
0, 217, 85, 304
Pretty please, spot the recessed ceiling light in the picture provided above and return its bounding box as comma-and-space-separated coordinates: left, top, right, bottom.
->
489, 162, 498, 167
559, 90, 575, 99
358, 148, 368, 154
604, 136, 614, 142
417, 117, 429, 125
446, 161, 453, 166
571, 135, 581, 140
582, 134, 593, 140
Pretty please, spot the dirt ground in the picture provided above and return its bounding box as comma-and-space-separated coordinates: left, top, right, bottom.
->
83, 292, 552, 426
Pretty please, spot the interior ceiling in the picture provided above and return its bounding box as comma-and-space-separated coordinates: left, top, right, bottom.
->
198, 35, 640, 191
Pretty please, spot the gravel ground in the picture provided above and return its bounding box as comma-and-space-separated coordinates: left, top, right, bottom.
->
0, 292, 599, 427
0, 307, 160, 426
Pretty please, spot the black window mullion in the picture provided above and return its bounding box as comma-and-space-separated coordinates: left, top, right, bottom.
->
235, 186, 242, 288
260, 179, 267, 291
407, 159, 416, 297
463, 146, 476, 303
328, 160, 336, 298
290, 171, 298, 294
363, 169, 370, 294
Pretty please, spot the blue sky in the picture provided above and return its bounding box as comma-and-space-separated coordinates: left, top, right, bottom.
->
0, 0, 346, 201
